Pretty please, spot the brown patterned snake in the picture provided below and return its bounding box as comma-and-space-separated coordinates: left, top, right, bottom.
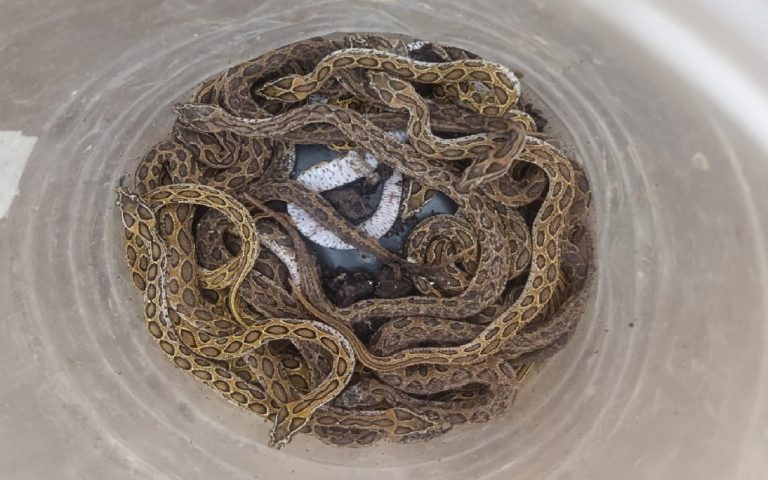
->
117, 33, 593, 448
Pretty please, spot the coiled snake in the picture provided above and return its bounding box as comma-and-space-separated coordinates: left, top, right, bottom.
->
117, 33, 593, 448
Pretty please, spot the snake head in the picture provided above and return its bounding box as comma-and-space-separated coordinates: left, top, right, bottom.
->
269, 406, 309, 449
115, 187, 156, 237
366, 71, 415, 106
115, 186, 140, 220
172, 102, 223, 133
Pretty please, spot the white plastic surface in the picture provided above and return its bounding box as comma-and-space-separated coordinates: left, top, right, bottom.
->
1, 1, 766, 479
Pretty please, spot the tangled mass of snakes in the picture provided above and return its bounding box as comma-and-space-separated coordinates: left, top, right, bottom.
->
116, 33, 594, 449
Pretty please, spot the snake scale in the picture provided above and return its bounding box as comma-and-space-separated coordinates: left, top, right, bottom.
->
116, 33, 593, 448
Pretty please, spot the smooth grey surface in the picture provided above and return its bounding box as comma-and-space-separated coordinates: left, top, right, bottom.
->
1, 1, 767, 479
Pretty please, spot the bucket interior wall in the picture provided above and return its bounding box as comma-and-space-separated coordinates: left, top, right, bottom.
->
1, 1, 766, 479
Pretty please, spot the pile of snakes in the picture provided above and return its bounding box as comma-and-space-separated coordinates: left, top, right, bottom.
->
116, 33, 593, 449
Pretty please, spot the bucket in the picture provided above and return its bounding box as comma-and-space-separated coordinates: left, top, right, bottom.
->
1, 1, 766, 478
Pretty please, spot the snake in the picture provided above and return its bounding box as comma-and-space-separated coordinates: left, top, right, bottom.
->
117, 185, 448, 447
116, 33, 593, 448
174, 101, 576, 367
116, 186, 354, 448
